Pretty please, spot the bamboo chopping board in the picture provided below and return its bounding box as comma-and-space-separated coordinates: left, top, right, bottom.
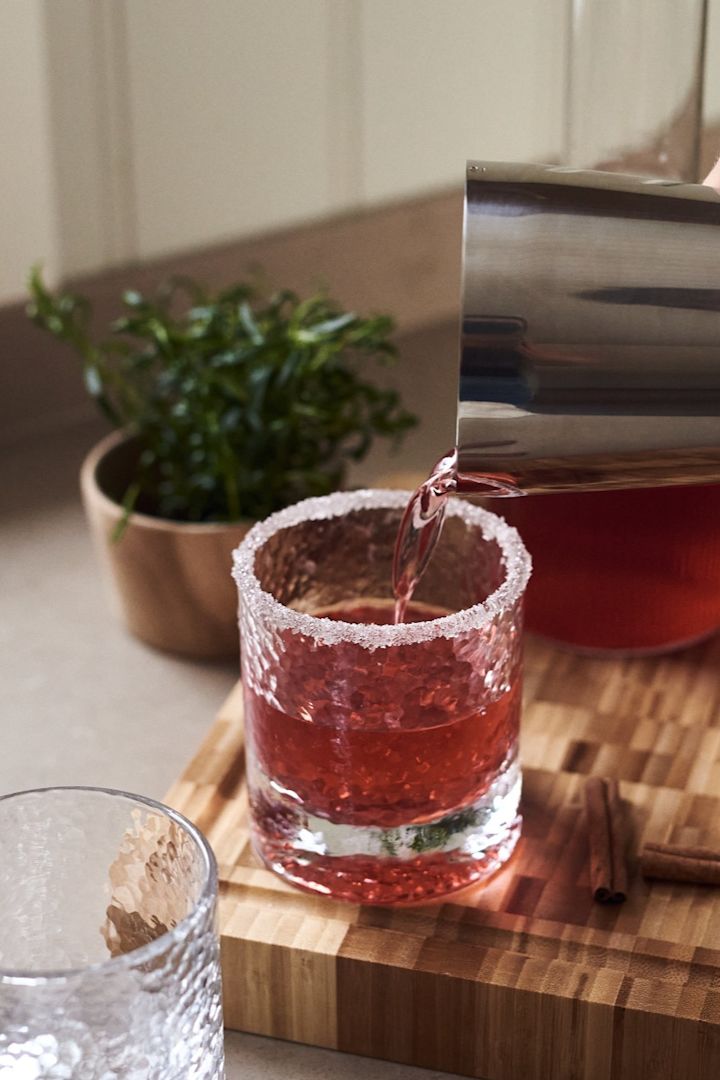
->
166, 634, 720, 1080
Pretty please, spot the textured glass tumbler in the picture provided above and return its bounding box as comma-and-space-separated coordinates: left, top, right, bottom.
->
233, 490, 531, 905
0, 787, 224, 1079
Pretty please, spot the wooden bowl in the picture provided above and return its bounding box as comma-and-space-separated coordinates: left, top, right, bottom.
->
80, 431, 251, 659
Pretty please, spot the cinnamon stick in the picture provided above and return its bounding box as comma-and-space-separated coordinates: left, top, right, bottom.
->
640, 843, 720, 886
584, 776, 628, 904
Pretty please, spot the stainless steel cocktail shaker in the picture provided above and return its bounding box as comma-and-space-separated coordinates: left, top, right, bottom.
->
457, 162, 720, 495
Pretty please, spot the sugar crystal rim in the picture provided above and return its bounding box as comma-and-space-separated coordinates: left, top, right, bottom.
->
232, 489, 531, 649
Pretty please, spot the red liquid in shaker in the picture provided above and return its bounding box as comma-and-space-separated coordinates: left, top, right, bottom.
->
499, 485, 720, 652
397, 452, 720, 653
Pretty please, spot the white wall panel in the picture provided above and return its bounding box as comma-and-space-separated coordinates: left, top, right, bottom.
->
8, 2, 720, 304
124, 0, 354, 260
1, 0, 573, 301
706, 0, 720, 123
358, 0, 568, 203
568, 0, 706, 177
0, 1, 58, 303
44, 0, 137, 278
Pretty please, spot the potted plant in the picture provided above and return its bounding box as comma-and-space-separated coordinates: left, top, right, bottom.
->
28, 270, 417, 658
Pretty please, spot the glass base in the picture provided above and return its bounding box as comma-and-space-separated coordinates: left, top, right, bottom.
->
249, 755, 522, 905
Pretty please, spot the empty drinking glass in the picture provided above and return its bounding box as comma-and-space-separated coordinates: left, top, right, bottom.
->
0, 787, 224, 1079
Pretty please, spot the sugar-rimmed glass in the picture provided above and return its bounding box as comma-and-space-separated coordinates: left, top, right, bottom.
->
0, 786, 224, 1078
233, 489, 531, 905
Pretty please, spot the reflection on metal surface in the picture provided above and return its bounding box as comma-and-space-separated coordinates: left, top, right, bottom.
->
458, 162, 720, 494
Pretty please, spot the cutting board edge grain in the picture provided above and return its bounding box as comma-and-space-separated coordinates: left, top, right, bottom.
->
168, 634, 720, 1080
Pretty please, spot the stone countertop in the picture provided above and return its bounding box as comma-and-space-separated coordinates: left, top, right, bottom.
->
1, 421, 461, 1080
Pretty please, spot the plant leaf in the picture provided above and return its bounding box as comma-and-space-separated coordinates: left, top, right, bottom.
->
25, 270, 418, 523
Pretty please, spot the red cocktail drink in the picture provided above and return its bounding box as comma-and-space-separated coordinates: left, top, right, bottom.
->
233, 491, 530, 904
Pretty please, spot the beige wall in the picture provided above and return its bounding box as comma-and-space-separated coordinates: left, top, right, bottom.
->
568, 0, 708, 174
707, 0, 720, 133
4, 0, 720, 309
1, 0, 569, 305
0, 1, 59, 300
126, 0, 568, 258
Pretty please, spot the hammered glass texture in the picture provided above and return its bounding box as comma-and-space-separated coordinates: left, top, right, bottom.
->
233, 492, 530, 903
0, 789, 224, 1080
243, 503, 522, 726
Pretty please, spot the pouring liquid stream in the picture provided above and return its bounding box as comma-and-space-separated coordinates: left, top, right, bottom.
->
392, 449, 520, 623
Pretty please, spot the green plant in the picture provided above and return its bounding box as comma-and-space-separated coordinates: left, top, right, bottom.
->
28, 268, 417, 527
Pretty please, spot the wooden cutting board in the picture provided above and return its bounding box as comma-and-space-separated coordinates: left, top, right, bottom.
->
166, 634, 720, 1080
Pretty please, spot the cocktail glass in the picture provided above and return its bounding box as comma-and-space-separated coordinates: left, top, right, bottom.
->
233, 490, 531, 904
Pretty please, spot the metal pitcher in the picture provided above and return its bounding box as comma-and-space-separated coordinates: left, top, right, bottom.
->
457, 161, 720, 494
